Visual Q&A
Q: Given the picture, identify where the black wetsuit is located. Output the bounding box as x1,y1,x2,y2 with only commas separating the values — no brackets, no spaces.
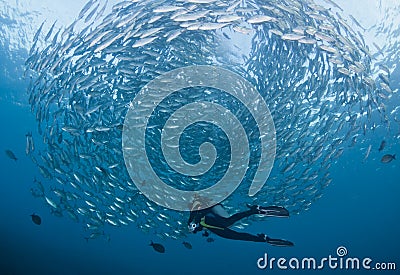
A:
188,205,266,242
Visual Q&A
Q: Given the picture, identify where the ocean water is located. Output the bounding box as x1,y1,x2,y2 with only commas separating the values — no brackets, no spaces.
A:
1,0,399,274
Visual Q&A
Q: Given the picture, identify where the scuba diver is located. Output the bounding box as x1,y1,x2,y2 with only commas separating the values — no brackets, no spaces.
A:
188,202,294,246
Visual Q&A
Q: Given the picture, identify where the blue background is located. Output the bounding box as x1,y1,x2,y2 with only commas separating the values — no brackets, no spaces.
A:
1,76,399,275
0,0,399,274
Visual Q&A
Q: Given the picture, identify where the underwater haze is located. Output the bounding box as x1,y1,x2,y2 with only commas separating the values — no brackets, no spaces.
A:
0,0,399,274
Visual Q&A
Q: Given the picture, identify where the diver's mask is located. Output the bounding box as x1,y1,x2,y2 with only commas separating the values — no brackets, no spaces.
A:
188,222,199,233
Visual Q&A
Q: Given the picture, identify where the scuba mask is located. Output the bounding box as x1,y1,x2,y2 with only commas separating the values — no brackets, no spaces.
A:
188,221,199,232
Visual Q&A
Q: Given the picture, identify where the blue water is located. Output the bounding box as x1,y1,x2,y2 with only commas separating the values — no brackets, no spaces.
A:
1,1,400,274
1,82,399,275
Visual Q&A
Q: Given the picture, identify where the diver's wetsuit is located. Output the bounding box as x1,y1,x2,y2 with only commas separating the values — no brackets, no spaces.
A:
188,205,265,242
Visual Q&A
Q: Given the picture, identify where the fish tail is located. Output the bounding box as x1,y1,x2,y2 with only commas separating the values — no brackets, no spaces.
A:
149,241,153,246
393,154,396,159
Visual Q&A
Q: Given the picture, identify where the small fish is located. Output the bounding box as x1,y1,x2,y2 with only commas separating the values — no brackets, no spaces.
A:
33,21,45,42
132,36,157,48
281,33,305,41
206,237,214,243
153,5,183,13
45,196,58,209
202,230,209,237
349,14,366,31
84,231,105,242
78,0,96,19
381,154,395,163
5,149,17,161
182,241,192,249
378,73,390,86
150,241,165,253
378,140,386,152
379,64,390,76
363,145,372,162
30,213,41,225
25,134,31,155
247,14,277,24
45,21,57,41
25,132,35,155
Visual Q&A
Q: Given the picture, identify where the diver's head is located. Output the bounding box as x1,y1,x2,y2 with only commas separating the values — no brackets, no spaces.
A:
188,222,200,233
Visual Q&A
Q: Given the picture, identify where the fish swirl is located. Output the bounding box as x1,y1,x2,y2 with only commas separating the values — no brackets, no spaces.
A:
122,65,276,211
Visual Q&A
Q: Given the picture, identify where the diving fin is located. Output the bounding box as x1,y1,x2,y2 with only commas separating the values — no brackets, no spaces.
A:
257,206,289,217
266,237,294,247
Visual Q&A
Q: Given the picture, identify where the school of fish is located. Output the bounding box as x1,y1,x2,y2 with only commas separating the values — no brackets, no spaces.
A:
24,0,395,240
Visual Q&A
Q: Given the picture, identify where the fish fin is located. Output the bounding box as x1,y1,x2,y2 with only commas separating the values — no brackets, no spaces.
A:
266,237,294,247
256,206,290,217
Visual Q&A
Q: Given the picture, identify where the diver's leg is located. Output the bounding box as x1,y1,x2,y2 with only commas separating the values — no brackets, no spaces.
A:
208,205,289,228
222,209,258,227
206,209,257,228
209,227,265,242
210,228,294,246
